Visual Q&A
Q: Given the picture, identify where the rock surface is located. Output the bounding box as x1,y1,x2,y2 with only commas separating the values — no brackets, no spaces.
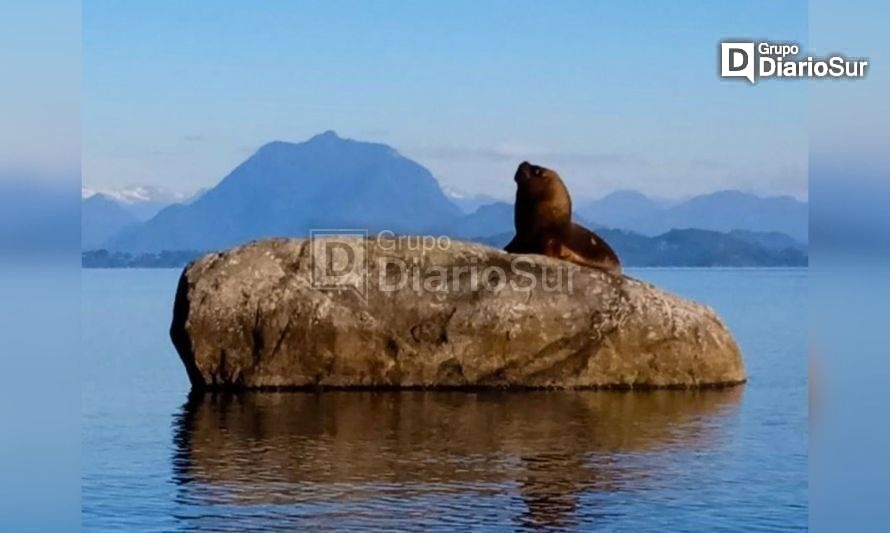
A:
170,237,745,389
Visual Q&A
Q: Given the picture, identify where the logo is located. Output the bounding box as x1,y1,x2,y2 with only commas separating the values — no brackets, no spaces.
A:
308,229,578,304
720,41,869,84
721,42,756,83
309,229,368,300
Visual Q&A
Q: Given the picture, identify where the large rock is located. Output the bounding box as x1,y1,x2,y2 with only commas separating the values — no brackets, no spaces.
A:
170,237,745,389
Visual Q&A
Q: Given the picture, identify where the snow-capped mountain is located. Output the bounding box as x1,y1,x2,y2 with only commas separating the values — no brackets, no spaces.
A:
81,185,197,220
442,186,502,214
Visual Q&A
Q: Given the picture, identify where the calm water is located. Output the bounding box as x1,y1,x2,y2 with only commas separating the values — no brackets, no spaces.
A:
82,268,807,531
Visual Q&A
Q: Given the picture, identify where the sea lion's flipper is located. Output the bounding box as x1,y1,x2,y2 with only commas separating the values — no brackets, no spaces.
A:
560,223,622,275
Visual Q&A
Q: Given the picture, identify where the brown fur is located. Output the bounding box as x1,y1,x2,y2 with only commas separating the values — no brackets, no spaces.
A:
505,161,621,275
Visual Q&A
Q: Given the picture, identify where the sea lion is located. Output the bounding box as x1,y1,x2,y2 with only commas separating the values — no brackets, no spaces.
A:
504,161,622,275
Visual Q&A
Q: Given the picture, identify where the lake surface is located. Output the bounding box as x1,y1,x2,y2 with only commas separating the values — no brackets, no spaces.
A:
82,268,807,531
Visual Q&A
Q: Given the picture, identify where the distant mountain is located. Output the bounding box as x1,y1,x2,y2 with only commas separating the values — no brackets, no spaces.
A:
650,191,808,243
81,194,138,250
82,185,193,221
576,190,666,231
92,131,808,259
728,229,806,253
446,201,513,239
444,188,502,214
601,228,806,267
443,201,599,241
471,227,806,267
579,190,808,243
108,131,461,252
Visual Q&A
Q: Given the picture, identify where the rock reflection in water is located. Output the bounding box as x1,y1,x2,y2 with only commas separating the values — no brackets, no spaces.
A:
172,389,742,530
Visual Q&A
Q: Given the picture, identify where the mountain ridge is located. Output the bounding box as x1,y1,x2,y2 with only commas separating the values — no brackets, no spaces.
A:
81,193,139,250
84,131,807,266
107,131,460,252
578,189,808,243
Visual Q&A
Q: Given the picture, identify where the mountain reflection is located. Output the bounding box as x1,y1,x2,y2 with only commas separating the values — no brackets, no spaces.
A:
172,389,742,530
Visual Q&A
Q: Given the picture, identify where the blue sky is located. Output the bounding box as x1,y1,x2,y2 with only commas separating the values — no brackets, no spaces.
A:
83,0,808,201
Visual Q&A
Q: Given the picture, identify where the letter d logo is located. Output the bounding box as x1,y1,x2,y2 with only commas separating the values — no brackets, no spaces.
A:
721,42,755,84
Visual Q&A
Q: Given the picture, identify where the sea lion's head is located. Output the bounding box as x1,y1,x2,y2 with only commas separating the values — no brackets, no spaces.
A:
514,161,569,202
512,161,572,236
515,161,558,184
